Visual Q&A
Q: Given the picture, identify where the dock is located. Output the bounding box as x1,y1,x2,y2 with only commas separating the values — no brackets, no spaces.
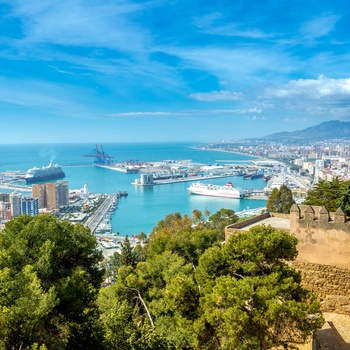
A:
0,183,32,192
85,193,117,234
131,173,240,186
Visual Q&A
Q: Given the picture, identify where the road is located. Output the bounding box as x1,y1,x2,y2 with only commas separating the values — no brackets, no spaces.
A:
85,194,117,233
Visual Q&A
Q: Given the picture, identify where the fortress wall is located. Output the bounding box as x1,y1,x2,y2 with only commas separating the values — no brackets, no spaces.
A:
290,204,350,269
225,212,269,238
269,212,290,219
291,261,350,316
224,205,350,315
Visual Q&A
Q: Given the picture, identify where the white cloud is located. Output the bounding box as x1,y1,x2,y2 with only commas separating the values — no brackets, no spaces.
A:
189,90,244,101
261,75,350,118
3,0,150,53
48,65,75,75
167,46,297,85
107,108,261,118
193,12,271,39
301,14,339,42
0,76,96,117
108,111,192,118
252,115,266,121
264,75,350,100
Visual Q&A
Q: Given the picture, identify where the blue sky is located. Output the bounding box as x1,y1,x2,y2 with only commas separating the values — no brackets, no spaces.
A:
1,0,350,144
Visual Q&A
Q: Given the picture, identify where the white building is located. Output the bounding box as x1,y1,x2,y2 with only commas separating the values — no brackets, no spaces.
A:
10,191,22,218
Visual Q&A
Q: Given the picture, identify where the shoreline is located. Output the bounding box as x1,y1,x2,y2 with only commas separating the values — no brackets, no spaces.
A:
190,146,263,160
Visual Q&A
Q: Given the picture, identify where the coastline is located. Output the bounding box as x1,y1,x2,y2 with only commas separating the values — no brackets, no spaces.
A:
0,143,269,236
190,146,263,160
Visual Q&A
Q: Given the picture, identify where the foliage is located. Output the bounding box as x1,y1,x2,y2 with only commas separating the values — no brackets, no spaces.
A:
138,232,147,242
1,210,323,349
267,185,295,213
151,212,192,236
116,236,139,268
0,214,104,349
208,208,239,240
196,225,323,349
99,211,323,349
304,178,350,215
303,178,342,212
336,180,350,215
99,212,221,349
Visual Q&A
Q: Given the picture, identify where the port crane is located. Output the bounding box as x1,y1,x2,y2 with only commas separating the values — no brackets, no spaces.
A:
84,144,115,165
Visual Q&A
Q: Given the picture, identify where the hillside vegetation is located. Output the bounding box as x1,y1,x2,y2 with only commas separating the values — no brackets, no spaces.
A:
0,211,323,349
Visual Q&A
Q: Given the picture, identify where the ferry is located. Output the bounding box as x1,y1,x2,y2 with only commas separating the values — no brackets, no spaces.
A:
187,181,247,199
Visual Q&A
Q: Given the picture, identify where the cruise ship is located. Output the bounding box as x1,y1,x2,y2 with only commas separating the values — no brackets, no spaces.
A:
187,181,247,199
25,162,65,183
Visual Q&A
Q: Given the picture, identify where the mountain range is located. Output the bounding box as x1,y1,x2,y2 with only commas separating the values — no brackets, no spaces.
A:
263,120,350,142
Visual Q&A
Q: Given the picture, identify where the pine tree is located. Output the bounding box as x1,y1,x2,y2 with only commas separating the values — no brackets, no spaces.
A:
118,235,138,268
267,185,295,213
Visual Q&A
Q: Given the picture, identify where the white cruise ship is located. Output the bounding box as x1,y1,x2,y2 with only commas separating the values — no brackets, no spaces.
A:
25,162,65,183
187,182,247,199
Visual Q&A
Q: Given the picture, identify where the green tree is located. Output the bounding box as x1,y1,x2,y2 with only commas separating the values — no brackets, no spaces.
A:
267,185,295,213
303,178,342,212
138,231,147,242
151,212,192,236
99,212,221,349
337,180,350,215
0,214,104,349
99,213,323,349
118,235,139,268
196,225,323,349
208,208,239,240
0,265,58,349
266,187,282,212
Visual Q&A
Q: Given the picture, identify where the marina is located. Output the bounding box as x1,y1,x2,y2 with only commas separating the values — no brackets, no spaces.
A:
85,193,118,234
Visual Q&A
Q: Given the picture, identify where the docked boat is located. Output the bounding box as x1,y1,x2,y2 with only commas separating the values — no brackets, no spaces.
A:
25,162,65,183
243,169,264,180
187,181,247,199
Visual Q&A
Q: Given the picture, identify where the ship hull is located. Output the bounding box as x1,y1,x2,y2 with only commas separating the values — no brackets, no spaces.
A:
25,172,65,183
187,182,246,199
188,190,242,199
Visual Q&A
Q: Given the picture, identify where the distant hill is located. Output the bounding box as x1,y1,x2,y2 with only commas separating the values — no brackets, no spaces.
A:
263,120,350,141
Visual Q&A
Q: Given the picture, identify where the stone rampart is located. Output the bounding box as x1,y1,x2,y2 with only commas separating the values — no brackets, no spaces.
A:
225,212,269,238
270,212,290,219
290,204,350,269
291,261,350,316
224,205,350,316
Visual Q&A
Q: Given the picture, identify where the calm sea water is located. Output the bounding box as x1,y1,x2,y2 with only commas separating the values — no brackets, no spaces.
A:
0,143,266,236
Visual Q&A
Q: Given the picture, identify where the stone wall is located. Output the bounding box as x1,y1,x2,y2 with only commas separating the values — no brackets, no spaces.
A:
224,205,350,316
225,212,269,238
270,212,290,219
291,261,350,316
290,204,350,269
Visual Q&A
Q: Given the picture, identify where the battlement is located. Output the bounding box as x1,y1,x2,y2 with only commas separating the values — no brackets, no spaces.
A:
290,204,349,227
290,204,350,269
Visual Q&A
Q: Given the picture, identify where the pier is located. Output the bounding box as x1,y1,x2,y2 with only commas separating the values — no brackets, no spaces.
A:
0,183,32,192
0,170,30,192
131,172,240,186
85,193,117,234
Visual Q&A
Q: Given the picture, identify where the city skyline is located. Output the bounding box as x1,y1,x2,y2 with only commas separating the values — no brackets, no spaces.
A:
1,1,350,144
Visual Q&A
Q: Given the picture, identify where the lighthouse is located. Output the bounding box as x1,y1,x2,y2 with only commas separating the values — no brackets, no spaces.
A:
83,183,89,198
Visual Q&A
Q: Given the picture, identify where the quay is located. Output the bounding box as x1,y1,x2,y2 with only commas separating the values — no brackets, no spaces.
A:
131,173,240,186
85,193,117,234
0,183,32,192
0,170,31,192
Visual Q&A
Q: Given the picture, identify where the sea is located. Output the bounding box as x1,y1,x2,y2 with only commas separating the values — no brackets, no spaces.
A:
0,142,267,236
